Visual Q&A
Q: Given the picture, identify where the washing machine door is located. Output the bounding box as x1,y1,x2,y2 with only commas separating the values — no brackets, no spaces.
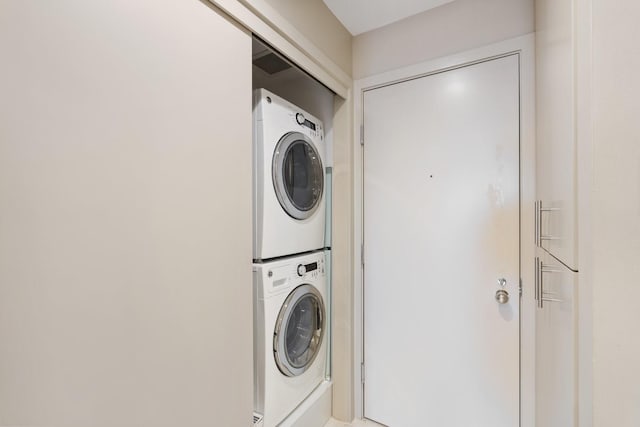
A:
273,284,325,377
272,132,324,220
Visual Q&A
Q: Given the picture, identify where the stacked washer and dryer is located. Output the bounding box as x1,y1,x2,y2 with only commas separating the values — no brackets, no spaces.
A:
252,89,329,427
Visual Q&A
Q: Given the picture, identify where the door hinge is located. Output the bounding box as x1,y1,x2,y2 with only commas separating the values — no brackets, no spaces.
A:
519,279,523,297
361,243,365,267
360,124,364,145
361,362,365,384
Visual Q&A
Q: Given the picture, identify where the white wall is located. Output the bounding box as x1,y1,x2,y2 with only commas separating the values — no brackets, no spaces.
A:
0,1,253,426
590,1,640,425
352,0,534,79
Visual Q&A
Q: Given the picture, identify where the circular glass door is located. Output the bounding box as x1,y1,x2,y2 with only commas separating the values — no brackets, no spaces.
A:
272,132,324,220
273,284,325,377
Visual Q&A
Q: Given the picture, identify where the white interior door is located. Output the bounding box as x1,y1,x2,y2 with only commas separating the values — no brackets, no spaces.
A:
363,55,520,426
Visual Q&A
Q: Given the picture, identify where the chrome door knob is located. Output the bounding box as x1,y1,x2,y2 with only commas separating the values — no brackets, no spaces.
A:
495,289,509,304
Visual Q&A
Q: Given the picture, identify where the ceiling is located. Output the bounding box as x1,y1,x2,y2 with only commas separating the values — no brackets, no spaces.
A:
323,0,456,35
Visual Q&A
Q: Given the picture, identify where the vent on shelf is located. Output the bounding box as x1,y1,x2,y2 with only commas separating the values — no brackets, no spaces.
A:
252,52,291,75
253,412,264,426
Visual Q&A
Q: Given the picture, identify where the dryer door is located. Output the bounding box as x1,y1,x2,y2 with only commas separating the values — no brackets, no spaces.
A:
273,284,325,377
272,132,324,220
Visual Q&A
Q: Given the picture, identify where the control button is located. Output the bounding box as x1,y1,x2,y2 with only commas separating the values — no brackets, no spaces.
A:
296,113,305,125
297,264,306,276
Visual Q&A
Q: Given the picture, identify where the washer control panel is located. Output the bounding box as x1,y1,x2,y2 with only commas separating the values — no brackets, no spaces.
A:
264,253,325,295
294,257,324,279
296,261,322,277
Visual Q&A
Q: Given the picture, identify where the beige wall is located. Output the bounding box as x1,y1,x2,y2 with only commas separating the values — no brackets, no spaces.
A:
247,0,352,76
0,1,253,426
329,92,355,422
591,1,640,425
352,0,534,79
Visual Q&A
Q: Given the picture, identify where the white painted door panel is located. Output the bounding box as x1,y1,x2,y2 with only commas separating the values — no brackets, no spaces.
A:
535,249,577,427
0,2,252,425
536,0,578,270
363,55,520,426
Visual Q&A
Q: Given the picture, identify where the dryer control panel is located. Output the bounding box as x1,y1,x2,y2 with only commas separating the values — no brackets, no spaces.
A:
293,112,323,139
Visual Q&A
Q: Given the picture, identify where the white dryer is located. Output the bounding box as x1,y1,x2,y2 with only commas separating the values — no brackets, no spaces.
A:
253,251,328,427
253,89,326,260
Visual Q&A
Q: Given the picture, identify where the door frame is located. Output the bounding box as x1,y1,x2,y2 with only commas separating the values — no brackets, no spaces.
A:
352,33,536,427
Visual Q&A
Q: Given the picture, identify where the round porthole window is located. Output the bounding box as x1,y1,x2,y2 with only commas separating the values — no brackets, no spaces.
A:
273,284,325,377
272,132,324,220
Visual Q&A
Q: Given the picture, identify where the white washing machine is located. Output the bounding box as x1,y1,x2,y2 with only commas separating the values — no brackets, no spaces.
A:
253,251,328,427
253,89,326,260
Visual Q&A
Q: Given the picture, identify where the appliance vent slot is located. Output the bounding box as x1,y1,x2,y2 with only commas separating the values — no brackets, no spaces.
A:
253,413,264,426
253,52,291,75
273,278,287,288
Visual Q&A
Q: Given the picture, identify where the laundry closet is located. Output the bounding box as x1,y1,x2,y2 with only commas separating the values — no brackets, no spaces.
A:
251,37,336,427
